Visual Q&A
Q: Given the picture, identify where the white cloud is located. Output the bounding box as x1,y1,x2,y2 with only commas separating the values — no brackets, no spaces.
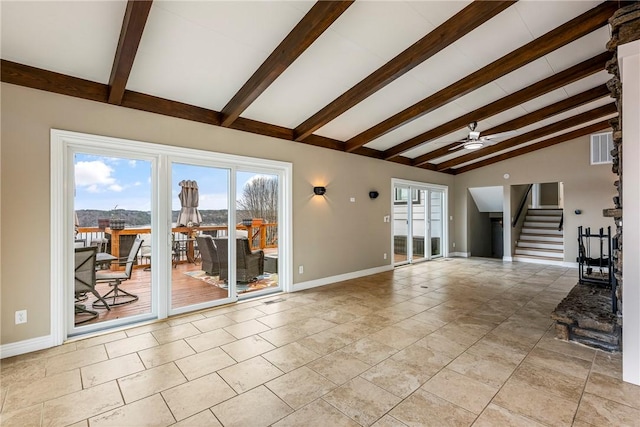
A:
75,160,127,193
75,160,115,187
128,160,137,168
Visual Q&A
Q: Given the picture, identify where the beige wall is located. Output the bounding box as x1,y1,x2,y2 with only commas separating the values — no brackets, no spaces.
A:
0,82,617,348
0,83,454,345
454,135,616,261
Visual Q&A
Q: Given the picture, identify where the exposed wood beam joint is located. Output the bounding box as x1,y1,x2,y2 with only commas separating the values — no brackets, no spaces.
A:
108,0,153,105
220,1,354,127
435,103,617,170
293,1,516,143
121,91,221,125
346,1,619,153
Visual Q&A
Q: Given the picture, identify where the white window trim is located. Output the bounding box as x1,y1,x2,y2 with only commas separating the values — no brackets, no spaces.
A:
51,129,292,343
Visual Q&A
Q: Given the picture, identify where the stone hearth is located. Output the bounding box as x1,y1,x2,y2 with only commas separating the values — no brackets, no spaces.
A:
552,2,639,355
552,283,621,352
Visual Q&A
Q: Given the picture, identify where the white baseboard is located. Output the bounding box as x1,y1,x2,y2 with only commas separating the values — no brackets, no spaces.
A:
293,265,393,292
0,334,56,359
512,256,578,268
503,256,513,262
449,252,470,258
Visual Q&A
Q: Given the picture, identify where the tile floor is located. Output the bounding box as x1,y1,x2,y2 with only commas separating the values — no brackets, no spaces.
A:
2,258,639,426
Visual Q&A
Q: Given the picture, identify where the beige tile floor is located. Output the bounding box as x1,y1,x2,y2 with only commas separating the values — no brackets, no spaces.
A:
2,258,640,427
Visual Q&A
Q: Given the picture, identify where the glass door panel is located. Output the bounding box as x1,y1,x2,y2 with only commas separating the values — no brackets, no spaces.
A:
430,191,444,258
393,186,410,266
170,163,235,312
235,171,281,298
71,153,154,335
411,189,427,263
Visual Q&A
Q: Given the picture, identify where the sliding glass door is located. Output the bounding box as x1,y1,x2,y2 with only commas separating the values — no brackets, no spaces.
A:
393,180,447,267
54,130,292,342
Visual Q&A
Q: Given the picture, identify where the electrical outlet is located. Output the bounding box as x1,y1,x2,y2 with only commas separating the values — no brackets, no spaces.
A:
384,253,387,260
453,242,456,248
350,197,356,202
15,310,27,324
298,265,304,274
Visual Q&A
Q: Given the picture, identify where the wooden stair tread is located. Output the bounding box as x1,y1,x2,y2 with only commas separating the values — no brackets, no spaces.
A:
516,247,564,253
514,254,566,261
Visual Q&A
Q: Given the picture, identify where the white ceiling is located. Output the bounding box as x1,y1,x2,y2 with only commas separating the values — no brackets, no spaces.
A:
0,1,615,173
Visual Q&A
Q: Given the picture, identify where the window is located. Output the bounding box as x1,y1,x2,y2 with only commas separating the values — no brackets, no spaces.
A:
591,132,614,165
394,187,421,205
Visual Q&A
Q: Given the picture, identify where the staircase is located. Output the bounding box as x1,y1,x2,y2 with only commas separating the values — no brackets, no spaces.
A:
515,209,564,262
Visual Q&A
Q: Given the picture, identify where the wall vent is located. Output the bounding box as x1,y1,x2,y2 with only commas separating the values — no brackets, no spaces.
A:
591,132,613,165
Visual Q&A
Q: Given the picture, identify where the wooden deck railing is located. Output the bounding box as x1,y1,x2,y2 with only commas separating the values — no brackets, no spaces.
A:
76,222,277,270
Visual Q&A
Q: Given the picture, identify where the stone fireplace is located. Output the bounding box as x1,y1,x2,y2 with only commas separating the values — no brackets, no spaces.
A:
552,3,640,352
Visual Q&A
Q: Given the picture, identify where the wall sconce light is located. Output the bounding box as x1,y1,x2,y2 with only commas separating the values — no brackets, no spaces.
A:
313,186,327,196
369,191,379,199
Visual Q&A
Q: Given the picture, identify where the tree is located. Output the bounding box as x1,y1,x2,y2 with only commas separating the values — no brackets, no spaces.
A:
237,176,278,223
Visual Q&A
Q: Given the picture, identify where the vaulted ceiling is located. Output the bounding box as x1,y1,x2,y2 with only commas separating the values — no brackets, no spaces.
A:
1,1,625,174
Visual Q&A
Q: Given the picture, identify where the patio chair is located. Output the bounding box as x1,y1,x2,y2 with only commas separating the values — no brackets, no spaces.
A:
94,237,143,307
90,238,110,269
214,237,264,282
75,247,110,324
139,233,152,271
196,235,220,276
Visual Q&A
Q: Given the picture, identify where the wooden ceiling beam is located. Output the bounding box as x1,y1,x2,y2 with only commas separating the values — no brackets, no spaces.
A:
1,59,109,102
472,85,611,138
450,120,611,174
435,103,617,171
292,1,516,142
122,91,220,125
413,82,611,165
220,1,354,127
389,52,610,162
345,1,619,153
2,59,389,163
108,0,153,105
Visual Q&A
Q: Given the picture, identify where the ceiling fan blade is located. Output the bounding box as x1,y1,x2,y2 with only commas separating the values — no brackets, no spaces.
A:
481,130,518,140
433,137,466,146
448,142,468,150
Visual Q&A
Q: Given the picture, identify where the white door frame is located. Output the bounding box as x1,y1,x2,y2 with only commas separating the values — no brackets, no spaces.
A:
391,178,448,267
51,129,292,343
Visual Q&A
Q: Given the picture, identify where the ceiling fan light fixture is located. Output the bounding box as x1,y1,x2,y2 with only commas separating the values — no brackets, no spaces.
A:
463,141,483,150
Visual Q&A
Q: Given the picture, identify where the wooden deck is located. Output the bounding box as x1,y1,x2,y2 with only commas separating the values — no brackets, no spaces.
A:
75,261,275,326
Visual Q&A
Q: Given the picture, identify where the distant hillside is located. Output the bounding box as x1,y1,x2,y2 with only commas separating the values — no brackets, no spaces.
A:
76,209,251,227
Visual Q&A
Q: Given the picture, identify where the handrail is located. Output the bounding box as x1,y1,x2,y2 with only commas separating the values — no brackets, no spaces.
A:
512,184,533,228
558,211,564,231
77,223,278,269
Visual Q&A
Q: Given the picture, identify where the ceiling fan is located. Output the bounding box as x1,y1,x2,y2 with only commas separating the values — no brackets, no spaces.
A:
448,121,517,150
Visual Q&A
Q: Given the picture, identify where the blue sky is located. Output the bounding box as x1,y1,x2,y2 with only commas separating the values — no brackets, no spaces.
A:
74,154,266,211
